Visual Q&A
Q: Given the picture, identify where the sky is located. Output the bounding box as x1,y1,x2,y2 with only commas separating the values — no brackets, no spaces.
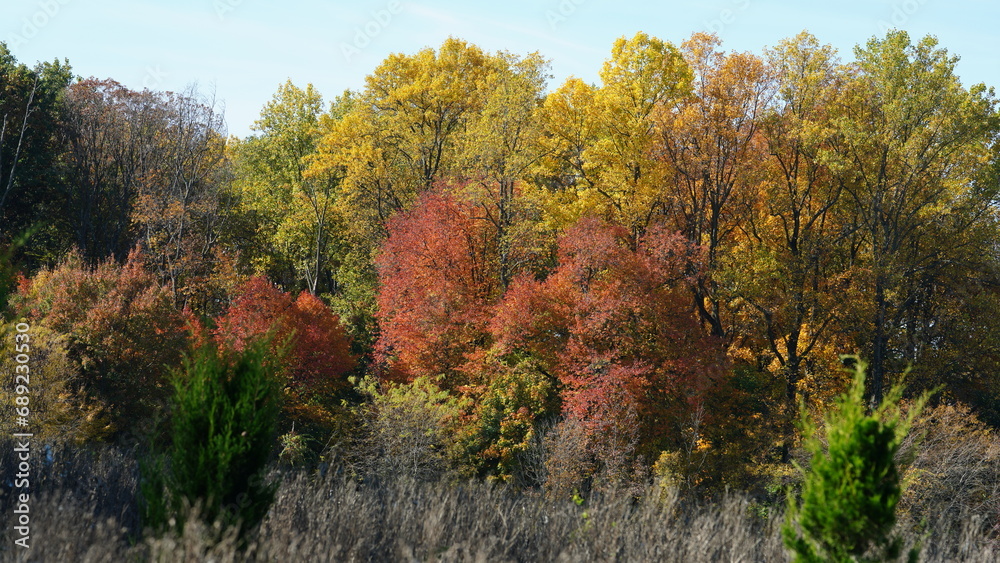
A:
4,0,997,138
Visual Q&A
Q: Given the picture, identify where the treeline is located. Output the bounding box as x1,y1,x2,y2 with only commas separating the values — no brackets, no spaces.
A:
1,29,999,494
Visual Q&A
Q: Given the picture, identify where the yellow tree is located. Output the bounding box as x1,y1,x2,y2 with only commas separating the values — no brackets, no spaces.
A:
533,32,692,240
311,37,497,245
654,33,773,336
532,77,602,230
456,50,551,287
728,32,854,459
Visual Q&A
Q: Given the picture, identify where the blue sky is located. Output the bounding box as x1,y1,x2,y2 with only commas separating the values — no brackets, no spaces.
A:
4,0,997,138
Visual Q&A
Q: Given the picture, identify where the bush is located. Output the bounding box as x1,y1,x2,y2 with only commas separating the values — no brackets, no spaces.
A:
783,356,931,562
351,375,469,481
897,402,1000,528
9,249,188,440
140,339,282,540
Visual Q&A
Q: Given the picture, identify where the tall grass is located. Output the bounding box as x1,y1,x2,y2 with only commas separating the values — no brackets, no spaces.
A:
0,438,996,561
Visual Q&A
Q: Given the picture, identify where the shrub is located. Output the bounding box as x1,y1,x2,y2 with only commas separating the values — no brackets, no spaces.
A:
213,276,355,442
783,356,931,562
897,402,1000,528
460,354,560,482
9,249,188,439
140,339,282,540
351,375,469,481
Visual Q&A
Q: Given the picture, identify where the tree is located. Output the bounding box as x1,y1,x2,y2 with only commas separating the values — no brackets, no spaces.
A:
228,80,340,296
62,79,160,262
10,248,188,439
213,276,356,432
141,339,281,541
456,50,550,288
132,85,229,311
653,32,773,337
492,217,725,467
310,37,499,248
836,31,998,405
307,42,550,352
534,33,692,239
374,190,501,385
783,356,930,562
0,45,72,265
730,32,854,460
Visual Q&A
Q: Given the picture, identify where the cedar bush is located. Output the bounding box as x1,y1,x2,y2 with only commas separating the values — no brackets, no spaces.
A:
140,338,282,540
783,356,931,562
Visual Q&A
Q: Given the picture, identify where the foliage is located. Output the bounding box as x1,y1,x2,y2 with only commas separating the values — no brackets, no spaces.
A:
351,375,470,481
375,189,501,385
0,323,111,443
460,354,560,482
493,217,725,465
0,45,73,266
140,339,281,540
897,403,1000,527
783,356,931,562
213,275,355,443
227,80,343,296
10,248,188,439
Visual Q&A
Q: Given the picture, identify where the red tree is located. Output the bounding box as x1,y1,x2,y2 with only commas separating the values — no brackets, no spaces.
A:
492,218,725,457
214,276,355,396
11,248,188,438
375,191,501,385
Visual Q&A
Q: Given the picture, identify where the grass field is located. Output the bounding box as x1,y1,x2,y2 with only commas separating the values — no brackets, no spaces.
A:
1,438,996,562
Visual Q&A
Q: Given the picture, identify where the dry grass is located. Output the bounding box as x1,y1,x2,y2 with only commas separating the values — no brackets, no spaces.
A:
0,437,996,562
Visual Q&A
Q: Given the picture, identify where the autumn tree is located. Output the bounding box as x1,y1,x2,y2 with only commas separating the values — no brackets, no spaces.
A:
131,86,230,311
534,33,692,239
62,79,161,262
228,80,342,296
213,275,356,433
306,41,551,351
10,249,188,439
653,32,773,337
729,32,854,459
456,51,550,288
492,217,724,473
374,190,501,385
836,31,999,405
310,38,500,252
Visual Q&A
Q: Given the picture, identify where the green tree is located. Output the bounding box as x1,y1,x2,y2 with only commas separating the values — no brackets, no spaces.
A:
228,80,341,295
783,356,931,562
141,338,282,540
836,31,998,405
0,44,72,266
